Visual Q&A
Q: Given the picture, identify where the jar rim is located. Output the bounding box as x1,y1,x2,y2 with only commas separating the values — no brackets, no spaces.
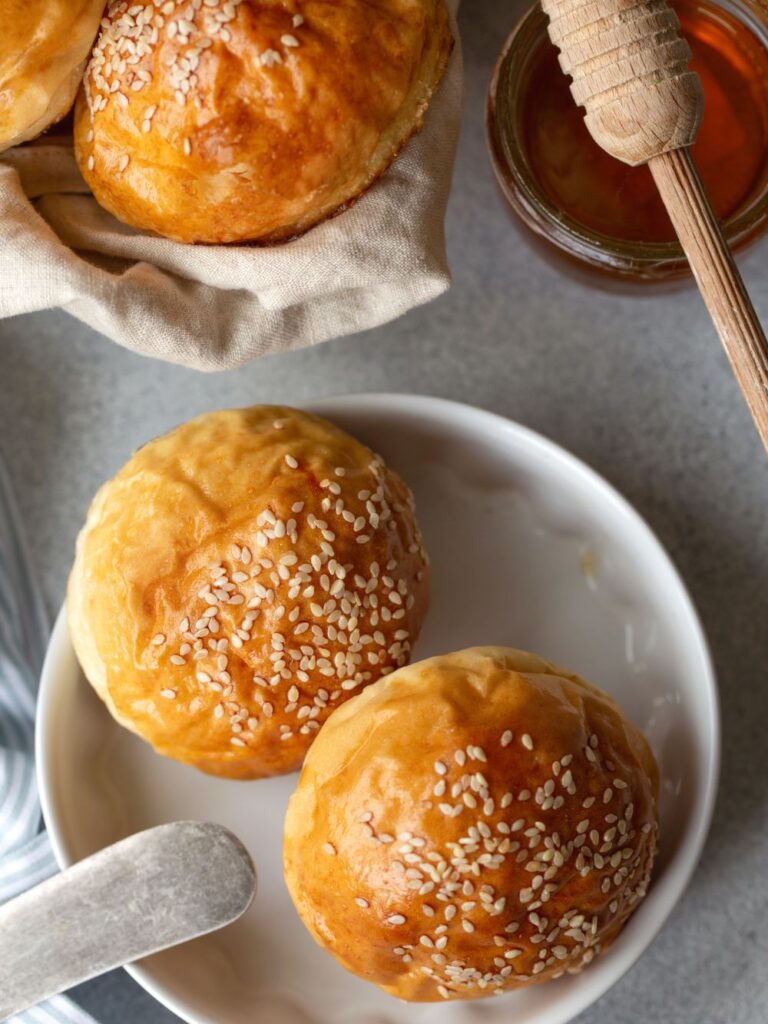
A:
486,0,768,279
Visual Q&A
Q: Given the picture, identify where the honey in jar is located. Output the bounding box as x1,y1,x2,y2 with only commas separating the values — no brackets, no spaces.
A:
488,0,768,277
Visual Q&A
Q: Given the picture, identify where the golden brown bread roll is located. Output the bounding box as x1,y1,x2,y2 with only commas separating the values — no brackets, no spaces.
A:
284,647,659,1001
67,405,429,779
72,0,453,243
0,0,104,152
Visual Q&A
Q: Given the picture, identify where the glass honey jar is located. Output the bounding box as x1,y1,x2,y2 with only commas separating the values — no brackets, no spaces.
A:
487,0,768,280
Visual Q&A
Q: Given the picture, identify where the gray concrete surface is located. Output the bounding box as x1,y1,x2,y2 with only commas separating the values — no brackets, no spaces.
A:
1,1,767,1021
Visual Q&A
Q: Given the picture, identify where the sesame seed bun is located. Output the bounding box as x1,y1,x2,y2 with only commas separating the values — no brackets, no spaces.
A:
67,405,429,780
0,0,104,153
72,0,453,244
284,647,659,1001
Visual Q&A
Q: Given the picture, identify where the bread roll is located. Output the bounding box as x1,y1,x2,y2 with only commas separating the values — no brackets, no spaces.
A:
73,0,453,243
0,0,104,152
67,406,429,779
284,647,659,1001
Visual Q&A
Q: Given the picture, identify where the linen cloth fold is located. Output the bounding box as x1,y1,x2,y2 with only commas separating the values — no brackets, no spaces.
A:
0,458,99,1024
0,6,462,372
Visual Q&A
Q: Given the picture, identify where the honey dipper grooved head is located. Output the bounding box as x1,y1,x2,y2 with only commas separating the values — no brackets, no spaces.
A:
540,0,703,165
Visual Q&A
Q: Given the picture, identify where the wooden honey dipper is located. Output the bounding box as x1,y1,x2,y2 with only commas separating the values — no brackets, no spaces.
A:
540,0,768,452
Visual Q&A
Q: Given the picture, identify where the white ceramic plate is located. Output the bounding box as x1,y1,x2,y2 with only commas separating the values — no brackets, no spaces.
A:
37,394,719,1024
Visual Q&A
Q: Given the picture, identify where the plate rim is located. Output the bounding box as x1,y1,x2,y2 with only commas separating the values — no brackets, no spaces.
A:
36,392,721,1024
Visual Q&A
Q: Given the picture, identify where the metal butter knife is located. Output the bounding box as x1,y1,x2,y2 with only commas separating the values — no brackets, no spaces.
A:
0,821,256,1020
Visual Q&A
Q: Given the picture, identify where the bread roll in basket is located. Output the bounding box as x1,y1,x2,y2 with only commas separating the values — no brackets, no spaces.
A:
73,0,453,243
0,1,104,152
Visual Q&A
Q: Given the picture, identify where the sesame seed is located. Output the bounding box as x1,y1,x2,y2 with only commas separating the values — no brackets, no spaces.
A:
285,454,298,469
521,734,534,750
160,688,176,699
501,730,513,747
355,897,369,908
386,914,406,925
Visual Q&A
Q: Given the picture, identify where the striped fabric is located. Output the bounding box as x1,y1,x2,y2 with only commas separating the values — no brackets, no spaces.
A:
0,457,99,1024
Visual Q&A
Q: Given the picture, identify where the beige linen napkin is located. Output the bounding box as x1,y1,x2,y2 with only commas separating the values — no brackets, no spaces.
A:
0,8,462,371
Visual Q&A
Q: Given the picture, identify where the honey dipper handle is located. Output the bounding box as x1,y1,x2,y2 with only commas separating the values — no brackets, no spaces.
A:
650,148,768,452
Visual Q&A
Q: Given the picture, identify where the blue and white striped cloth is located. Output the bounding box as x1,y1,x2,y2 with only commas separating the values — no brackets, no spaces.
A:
0,457,99,1024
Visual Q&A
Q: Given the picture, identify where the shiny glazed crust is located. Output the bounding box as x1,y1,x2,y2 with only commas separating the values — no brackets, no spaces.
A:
0,0,104,152
67,406,429,779
72,0,453,243
284,647,659,1001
